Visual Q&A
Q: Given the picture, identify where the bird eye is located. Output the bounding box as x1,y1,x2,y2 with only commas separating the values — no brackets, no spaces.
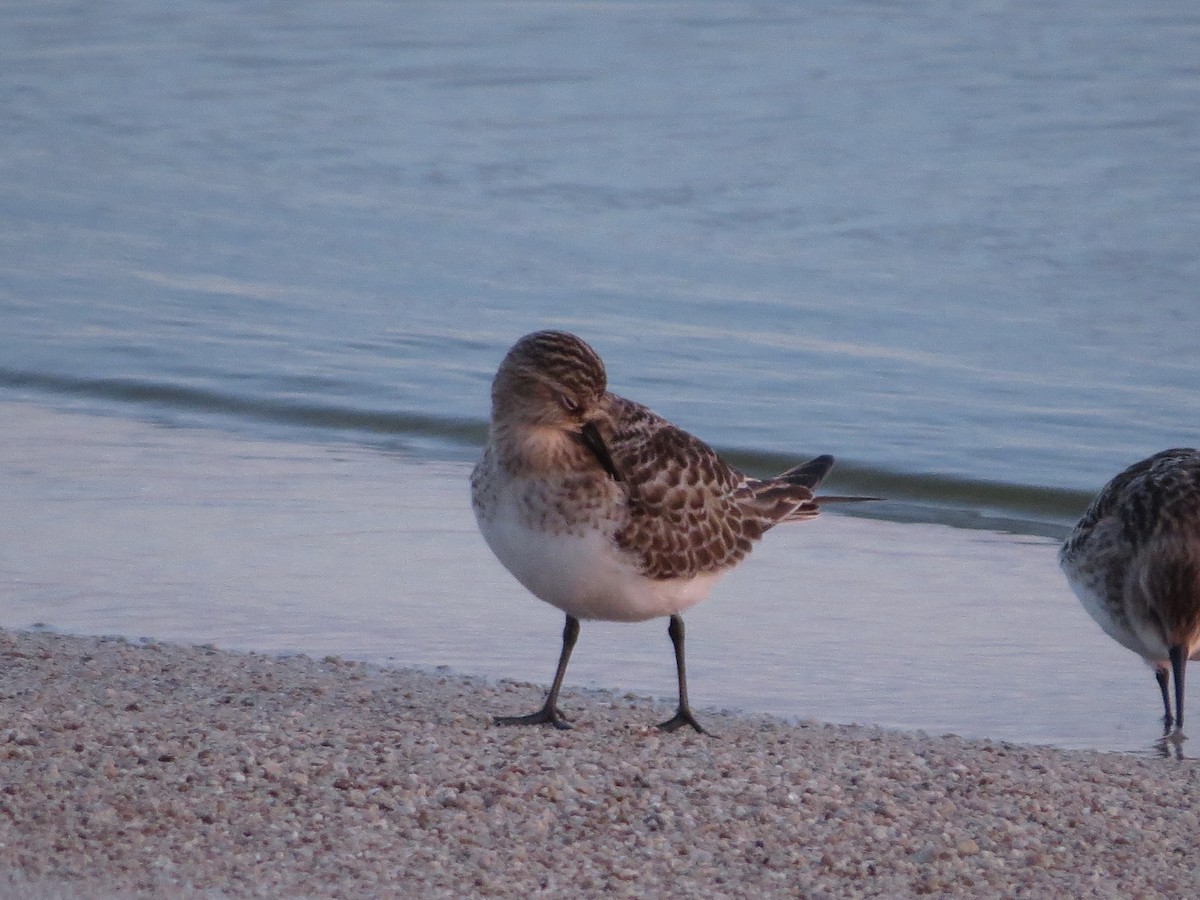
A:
559,393,581,415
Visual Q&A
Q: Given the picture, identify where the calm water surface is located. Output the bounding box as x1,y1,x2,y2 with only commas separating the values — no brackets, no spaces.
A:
2,1,1199,750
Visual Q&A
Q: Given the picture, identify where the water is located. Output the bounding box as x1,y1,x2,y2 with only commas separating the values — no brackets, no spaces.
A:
3,0,1199,751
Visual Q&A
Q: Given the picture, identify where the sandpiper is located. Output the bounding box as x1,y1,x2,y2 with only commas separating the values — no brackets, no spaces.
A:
471,330,858,733
1060,448,1200,735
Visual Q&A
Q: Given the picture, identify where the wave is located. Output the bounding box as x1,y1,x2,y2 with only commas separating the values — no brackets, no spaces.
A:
0,366,486,444
720,449,1085,539
1,367,1086,537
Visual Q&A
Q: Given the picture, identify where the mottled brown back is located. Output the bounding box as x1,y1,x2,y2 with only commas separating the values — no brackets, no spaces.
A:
604,397,822,580
1065,449,1200,560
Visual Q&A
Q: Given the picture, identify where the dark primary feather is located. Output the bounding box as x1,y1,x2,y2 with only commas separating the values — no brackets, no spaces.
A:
778,454,836,488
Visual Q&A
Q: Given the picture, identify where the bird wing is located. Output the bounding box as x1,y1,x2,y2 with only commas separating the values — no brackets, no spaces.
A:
602,397,762,580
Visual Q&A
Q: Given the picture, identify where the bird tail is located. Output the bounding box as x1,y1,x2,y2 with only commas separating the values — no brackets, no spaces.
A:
776,454,835,488
766,454,882,521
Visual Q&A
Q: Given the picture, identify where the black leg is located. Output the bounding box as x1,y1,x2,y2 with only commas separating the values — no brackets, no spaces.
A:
656,614,706,734
1170,645,1187,733
495,615,580,730
1156,664,1174,733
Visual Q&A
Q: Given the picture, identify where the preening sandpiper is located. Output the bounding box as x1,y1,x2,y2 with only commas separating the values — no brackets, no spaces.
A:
1060,448,1200,736
471,330,859,733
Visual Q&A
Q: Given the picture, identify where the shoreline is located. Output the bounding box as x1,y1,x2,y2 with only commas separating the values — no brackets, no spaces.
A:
1,628,1196,898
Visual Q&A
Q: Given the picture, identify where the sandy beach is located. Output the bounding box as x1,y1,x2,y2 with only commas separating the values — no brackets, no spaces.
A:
0,628,1197,898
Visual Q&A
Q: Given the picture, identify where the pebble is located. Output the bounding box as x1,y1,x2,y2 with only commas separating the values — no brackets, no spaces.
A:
0,628,1197,898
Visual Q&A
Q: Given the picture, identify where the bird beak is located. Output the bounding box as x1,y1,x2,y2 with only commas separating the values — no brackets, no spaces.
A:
579,421,622,482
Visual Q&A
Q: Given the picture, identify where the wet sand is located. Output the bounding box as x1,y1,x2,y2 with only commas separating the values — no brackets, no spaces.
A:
1,628,1196,898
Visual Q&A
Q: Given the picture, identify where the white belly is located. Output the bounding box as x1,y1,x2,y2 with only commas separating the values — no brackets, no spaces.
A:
476,498,721,623
1062,574,1155,660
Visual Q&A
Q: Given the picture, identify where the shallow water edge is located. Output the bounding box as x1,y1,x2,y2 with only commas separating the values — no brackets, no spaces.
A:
1,399,1171,752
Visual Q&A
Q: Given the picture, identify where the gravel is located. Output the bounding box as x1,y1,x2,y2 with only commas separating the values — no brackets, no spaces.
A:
0,628,1197,898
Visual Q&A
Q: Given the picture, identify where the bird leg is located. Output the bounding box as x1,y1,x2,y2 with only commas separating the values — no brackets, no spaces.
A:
1170,645,1187,734
495,615,580,730
656,614,706,734
1156,664,1174,734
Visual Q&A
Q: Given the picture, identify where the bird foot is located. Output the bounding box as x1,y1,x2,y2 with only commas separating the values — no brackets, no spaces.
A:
1156,728,1187,759
494,704,572,730
656,706,707,734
